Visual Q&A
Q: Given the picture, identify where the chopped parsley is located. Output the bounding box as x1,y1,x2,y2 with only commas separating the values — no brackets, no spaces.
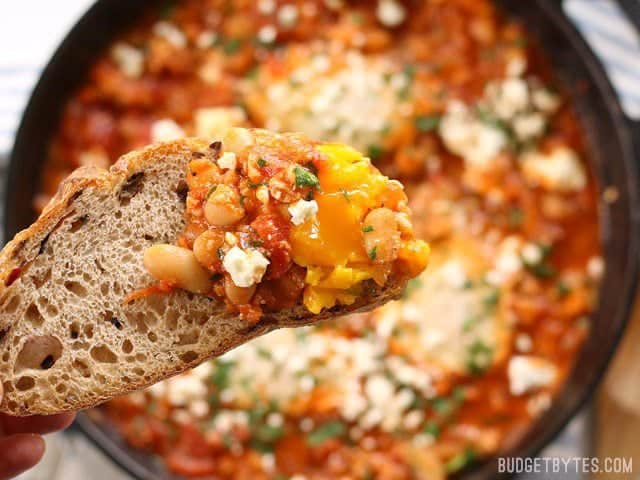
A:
368,246,378,260
445,447,477,473
523,243,556,279
206,185,218,198
257,157,268,167
362,225,374,233
483,289,500,309
294,165,320,189
245,66,260,80
249,240,264,248
508,207,524,228
247,180,266,189
415,114,442,132
210,360,234,391
307,421,346,446
423,421,440,438
367,144,384,161
222,38,242,55
462,315,479,332
431,387,465,418
466,340,493,375
556,280,571,298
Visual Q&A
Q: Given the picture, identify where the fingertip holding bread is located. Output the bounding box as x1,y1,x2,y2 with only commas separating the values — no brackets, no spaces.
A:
0,131,427,416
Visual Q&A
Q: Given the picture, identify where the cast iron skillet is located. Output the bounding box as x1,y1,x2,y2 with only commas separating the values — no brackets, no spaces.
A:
5,0,640,478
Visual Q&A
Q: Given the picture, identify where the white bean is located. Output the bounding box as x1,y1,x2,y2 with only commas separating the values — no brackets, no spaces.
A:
224,275,256,305
204,185,245,226
143,244,212,294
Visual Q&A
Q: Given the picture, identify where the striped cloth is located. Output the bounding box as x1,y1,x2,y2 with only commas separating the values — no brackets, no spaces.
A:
0,0,639,155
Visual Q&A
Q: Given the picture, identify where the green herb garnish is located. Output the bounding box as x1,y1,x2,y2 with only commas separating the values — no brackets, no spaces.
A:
446,447,477,473
362,225,374,233
223,38,242,55
294,165,320,189
257,157,268,167
368,246,377,260
508,207,524,228
211,360,234,391
415,114,442,132
556,281,571,298
206,185,218,198
307,421,346,446
423,421,440,438
367,144,384,161
466,341,493,375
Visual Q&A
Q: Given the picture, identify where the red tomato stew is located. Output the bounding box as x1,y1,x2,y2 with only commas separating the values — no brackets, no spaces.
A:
40,0,602,478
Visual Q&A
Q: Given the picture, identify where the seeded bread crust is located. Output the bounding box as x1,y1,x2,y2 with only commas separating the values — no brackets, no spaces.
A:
0,138,403,416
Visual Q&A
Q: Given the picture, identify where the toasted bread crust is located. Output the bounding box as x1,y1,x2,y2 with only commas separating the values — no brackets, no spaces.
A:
0,138,403,416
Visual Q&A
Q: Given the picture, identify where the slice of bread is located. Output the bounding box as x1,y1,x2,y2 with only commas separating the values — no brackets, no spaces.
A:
0,138,403,416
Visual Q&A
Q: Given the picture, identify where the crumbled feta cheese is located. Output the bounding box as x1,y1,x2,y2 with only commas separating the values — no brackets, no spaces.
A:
262,454,276,472
532,88,561,113
222,247,270,287
527,392,552,415
513,112,546,141
439,101,507,169
520,146,587,192
403,410,425,430
487,236,523,285
266,412,284,428
189,399,210,417
153,21,187,48
299,417,314,432
365,374,395,405
376,0,406,27
257,24,277,44
311,55,331,73
340,391,368,421
258,0,277,14
487,77,529,120
194,107,247,138
111,43,144,78
167,375,207,405
515,333,533,353
196,31,217,49
587,256,605,280
218,151,237,170
508,355,557,395
278,4,299,27
299,374,315,391
441,260,468,289
521,243,543,265
506,57,527,77
288,199,318,225
192,362,214,379
151,119,185,142
148,381,167,397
